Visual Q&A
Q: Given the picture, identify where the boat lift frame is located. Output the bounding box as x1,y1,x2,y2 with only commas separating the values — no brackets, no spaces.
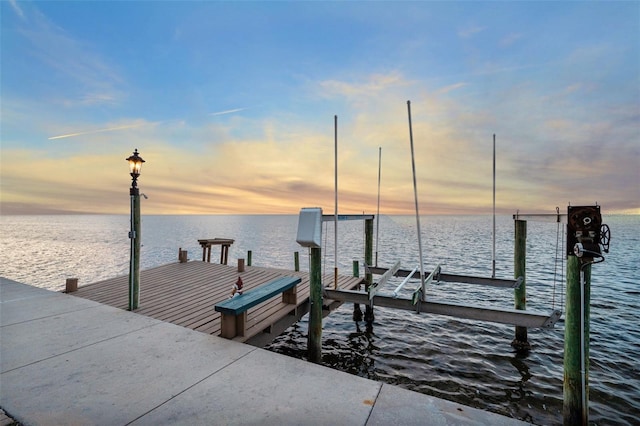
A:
317,212,561,329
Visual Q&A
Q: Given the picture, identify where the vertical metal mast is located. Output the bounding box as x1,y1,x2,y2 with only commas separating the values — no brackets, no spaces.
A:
334,115,338,289
492,133,496,279
375,146,382,267
407,101,426,299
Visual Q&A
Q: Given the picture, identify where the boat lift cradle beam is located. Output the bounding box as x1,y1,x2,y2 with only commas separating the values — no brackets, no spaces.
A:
367,266,523,289
324,289,561,329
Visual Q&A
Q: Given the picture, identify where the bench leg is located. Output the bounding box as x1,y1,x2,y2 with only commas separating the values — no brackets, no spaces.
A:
282,286,298,305
220,312,247,338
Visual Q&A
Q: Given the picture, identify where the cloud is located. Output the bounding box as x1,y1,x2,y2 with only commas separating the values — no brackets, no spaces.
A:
9,0,25,20
11,3,125,107
500,33,523,47
458,25,487,39
436,82,468,95
318,72,410,100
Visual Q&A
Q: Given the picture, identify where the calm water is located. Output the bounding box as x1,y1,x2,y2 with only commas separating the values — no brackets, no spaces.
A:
1,214,638,425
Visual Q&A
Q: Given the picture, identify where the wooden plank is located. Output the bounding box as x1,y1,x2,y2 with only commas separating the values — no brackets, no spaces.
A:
73,261,363,345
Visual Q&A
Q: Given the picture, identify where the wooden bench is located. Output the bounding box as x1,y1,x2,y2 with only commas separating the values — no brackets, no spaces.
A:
214,276,301,339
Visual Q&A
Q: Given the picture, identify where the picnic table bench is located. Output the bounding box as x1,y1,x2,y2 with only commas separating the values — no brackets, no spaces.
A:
215,276,301,338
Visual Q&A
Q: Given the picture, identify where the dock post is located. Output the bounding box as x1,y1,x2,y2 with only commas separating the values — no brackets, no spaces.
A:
294,251,300,271
178,248,188,263
65,278,78,293
352,260,363,322
247,250,252,266
364,218,375,325
564,256,591,425
512,219,529,350
308,246,323,363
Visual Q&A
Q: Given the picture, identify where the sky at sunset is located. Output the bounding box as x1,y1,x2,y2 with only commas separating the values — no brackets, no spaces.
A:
1,1,638,215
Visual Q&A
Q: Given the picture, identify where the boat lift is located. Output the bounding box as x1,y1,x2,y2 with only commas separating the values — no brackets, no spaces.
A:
311,212,562,330
325,263,560,329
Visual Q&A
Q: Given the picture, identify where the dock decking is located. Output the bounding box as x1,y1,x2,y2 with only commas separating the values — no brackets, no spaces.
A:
73,261,363,345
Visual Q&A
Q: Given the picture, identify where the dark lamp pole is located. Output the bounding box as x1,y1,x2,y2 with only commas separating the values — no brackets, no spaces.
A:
126,149,145,310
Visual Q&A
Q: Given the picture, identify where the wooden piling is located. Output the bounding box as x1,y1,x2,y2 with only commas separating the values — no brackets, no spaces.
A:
237,258,245,272
294,251,300,271
247,250,252,266
129,193,141,310
178,248,188,263
308,247,323,363
352,260,363,322
364,218,375,324
65,278,78,293
564,256,590,425
512,219,529,350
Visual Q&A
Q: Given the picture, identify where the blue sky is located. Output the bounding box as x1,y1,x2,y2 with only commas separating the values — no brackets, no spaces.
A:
1,1,638,215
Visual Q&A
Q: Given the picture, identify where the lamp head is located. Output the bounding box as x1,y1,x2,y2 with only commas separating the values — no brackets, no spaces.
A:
126,149,145,177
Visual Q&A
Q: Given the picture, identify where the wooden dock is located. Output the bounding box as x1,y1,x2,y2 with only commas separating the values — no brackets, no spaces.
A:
72,261,363,346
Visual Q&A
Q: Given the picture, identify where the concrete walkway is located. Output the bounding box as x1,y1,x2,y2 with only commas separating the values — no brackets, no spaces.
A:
0,277,529,425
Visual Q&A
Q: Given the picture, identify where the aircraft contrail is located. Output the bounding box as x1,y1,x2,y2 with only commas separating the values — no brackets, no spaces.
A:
48,123,148,140
209,107,246,116
49,107,246,140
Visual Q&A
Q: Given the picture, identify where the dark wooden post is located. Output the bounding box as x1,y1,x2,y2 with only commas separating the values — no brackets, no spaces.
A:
294,251,300,271
512,219,529,350
129,191,141,310
364,218,374,324
564,256,590,425
308,247,322,363
65,278,78,293
352,260,363,322
247,250,252,266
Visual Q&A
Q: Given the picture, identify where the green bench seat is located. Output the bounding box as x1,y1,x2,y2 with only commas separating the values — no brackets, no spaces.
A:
214,276,301,338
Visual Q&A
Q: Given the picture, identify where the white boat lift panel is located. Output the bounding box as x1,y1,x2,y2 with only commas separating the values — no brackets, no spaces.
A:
324,289,562,329
368,266,523,289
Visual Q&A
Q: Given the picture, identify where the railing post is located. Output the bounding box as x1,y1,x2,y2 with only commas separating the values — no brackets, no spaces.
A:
512,219,529,350
308,247,323,363
564,256,590,425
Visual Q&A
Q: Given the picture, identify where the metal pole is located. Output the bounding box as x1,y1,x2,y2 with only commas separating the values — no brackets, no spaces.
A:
334,115,339,289
308,246,323,363
294,251,300,272
492,134,496,279
375,146,382,267
512,219,529,350
407,101,426,300
564,256,590,425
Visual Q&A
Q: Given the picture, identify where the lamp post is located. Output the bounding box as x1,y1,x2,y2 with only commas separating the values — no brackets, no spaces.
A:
126,149,145,310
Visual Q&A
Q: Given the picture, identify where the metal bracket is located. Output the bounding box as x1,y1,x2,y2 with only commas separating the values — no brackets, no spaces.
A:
541,310,562,328
513,276,524,289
